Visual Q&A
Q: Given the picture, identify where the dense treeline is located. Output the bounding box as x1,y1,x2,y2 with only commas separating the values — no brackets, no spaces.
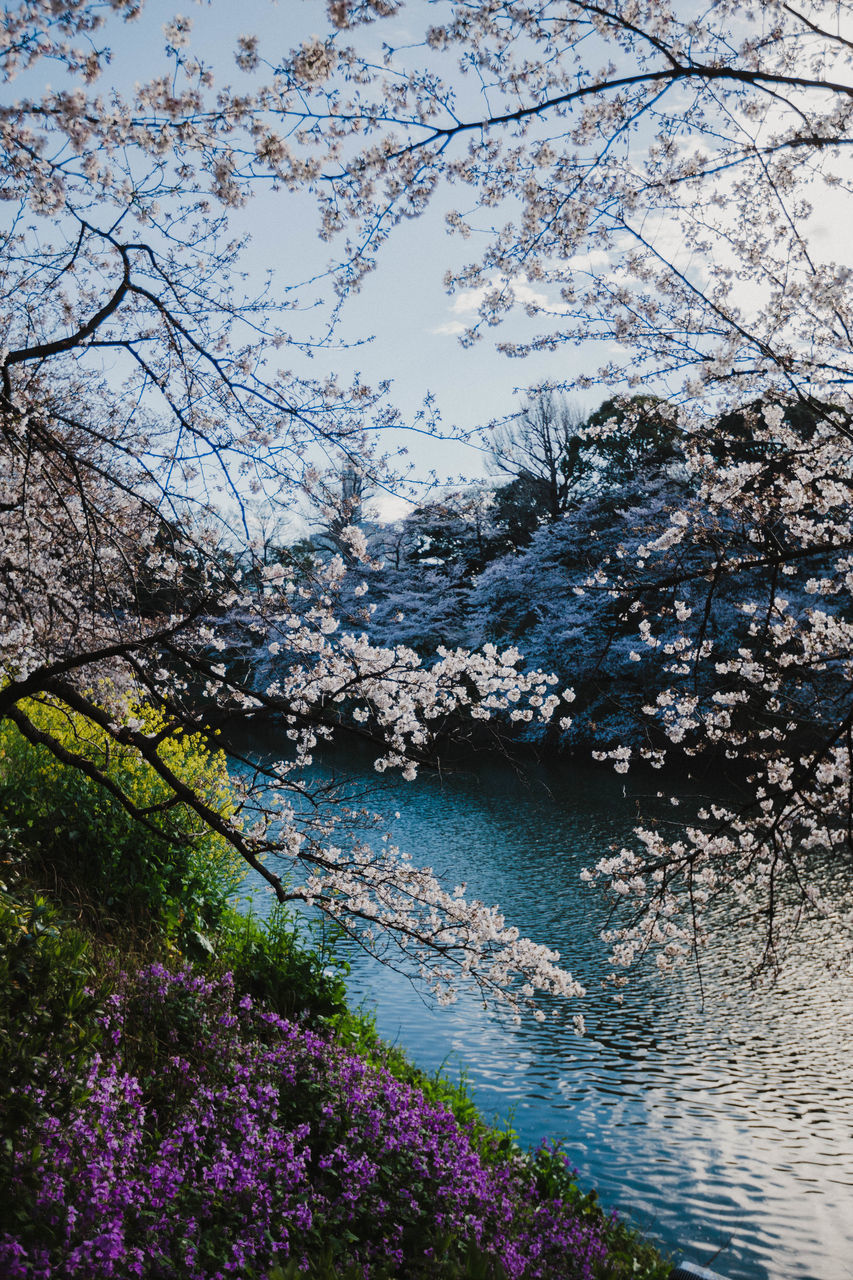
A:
255,392,837,761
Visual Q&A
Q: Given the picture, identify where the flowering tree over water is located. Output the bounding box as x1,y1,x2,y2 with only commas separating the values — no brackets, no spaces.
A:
3,0,853,1002
0,0,579,1016
279,0,853,982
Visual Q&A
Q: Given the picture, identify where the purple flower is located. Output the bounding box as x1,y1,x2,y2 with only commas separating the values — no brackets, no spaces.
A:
3,964,609,1278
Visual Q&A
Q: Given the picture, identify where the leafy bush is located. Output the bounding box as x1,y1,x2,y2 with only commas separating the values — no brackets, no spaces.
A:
0,843,108,1240
0,696,244,949
207,901,349,1024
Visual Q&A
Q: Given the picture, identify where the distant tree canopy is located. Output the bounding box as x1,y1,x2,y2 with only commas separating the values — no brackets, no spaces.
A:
401,490,499,574
580,396,682,481
355,392,838,757
488,393,681,550
489,393,586,524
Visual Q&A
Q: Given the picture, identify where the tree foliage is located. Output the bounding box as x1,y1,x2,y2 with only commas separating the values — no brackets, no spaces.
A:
489,393,587,525
489,392,682,548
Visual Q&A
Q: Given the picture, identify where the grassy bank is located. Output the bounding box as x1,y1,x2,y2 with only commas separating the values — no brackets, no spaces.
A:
0,696,669,1279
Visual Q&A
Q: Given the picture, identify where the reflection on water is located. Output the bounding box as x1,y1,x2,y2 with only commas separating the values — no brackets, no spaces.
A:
238,742,853,1280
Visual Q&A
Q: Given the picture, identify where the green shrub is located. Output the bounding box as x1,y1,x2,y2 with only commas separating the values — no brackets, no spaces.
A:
209,901,350,1023
0,691,355,1023
0,696,244,950
0,842,108,1237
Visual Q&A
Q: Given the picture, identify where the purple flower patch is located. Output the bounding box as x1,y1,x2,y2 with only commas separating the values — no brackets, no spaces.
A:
2,965,606,1278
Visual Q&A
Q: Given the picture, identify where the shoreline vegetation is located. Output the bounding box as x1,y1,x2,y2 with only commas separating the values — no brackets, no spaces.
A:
0,694,670,1279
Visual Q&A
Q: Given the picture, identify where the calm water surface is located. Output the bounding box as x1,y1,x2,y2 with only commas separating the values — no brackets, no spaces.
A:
239,743,853,1280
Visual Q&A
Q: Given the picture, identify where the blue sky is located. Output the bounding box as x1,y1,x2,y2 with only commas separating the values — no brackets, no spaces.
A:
20,0,851,512
125,0,602,492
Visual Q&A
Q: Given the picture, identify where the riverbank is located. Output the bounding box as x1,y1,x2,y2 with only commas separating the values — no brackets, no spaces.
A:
0,695,671,1279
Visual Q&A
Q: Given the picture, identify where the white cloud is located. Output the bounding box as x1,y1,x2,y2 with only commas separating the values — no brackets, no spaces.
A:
370,491,413,524
564,248,612,275
432,317,469,336
430,275,560,336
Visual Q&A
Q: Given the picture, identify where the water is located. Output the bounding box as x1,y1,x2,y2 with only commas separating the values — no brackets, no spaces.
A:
238,742,853,1280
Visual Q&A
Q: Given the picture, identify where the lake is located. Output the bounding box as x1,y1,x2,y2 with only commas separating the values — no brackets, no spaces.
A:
237,740,853,1280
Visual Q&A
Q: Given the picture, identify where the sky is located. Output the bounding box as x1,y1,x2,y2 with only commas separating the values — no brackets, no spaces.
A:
16,0,851,522
118,0,604,502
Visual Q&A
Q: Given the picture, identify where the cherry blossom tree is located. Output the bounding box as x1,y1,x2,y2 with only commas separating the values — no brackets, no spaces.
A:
272,0,853,983
0,0,581,1019
5,0,853,1004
